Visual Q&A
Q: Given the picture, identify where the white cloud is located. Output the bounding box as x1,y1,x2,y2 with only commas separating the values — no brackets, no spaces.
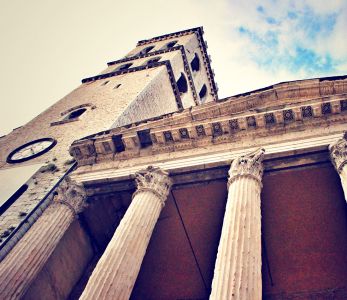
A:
213,0,347,95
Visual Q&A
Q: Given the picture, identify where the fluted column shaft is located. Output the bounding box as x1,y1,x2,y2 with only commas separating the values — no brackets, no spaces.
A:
210,148,265,300
330,134,347,200
80,166,172,300
0,178,86,300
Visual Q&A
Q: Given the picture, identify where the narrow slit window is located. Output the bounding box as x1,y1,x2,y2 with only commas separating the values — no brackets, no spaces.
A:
116,63,133,71
138,46,155,56
190,53,200,72
166,41,177,48
177,73,188,93
144,57,161,65
199,84,207,102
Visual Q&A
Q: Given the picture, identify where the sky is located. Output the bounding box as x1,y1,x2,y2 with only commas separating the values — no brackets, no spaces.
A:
0,0,346,136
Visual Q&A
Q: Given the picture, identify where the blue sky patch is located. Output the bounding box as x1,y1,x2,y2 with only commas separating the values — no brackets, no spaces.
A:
287,11,297,19
290,47,334,73
235,4,341,77
257,6,265,13
266,16,279,25
298,9,337,39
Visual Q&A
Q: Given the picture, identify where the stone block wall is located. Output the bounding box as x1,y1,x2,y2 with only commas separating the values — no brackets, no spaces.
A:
0,67,179,244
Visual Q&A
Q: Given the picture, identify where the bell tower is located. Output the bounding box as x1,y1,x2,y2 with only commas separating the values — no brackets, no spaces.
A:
87,26,218,127
0,27,217,255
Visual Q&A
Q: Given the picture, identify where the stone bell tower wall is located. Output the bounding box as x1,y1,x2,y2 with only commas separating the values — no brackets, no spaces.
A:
0,26,217,264
0,65,180,246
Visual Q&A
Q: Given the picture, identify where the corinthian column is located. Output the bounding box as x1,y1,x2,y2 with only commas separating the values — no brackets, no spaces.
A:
210,148,265,300
329,133,347,200
80,166,172,300
0,177,86,300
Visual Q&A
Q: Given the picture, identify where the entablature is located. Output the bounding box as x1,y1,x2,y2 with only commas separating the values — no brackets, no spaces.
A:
70,134,338,197
70,78,347,167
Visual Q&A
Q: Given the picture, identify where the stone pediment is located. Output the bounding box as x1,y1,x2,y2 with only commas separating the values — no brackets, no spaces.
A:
70,75,347,166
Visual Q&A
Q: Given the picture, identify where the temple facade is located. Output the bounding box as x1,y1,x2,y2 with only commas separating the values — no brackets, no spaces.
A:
0,27,347,299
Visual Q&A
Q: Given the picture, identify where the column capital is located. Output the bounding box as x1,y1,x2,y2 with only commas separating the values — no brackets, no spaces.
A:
228,148,265,187
133,166,172,205
53,177,87,215
329,133,347,173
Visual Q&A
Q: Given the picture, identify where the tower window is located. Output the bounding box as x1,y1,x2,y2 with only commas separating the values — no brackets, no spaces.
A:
176,73,188,93
163,40,178,50
114,83,122,89
116,63,133,71
199,84,207,102
144,57,161,65
101,81,109,86
65,108,87,120
138,46,155,56
190,53,200,72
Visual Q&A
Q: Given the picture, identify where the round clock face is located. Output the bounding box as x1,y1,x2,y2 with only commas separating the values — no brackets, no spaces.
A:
7,138,57,163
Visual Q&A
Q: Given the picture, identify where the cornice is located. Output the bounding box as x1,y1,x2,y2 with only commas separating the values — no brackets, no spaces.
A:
219,75,347,101
69,90,347,166
70,133,341,188
136,27,204,46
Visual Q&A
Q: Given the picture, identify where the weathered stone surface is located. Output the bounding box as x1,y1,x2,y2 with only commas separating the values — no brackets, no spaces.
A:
210,149,265,300
0,28,217,245
0,178,86,299
80,166,172,300
23,219,93,300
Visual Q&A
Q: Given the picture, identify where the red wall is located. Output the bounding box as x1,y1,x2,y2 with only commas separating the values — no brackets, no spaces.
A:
131,181,227,300
262,165,347,298
130,164,347,299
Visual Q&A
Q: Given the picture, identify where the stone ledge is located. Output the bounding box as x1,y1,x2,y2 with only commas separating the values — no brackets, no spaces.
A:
69,96,347,165
70,132,342,191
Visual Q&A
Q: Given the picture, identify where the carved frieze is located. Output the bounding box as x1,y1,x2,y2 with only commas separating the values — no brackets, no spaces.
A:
265,113,275,125
322,103,332,115
69,77,347,166
212,122,223,137
229,119,239,131
301,106,313,118
246,116,256,128
179,128,189,139
195,125,206,137
341,100,347,111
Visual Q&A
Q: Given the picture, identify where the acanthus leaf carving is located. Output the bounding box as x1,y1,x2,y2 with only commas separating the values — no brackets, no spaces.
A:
53,176,87,215
228,148,265,187
133,166,172,206
329,132,347,173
